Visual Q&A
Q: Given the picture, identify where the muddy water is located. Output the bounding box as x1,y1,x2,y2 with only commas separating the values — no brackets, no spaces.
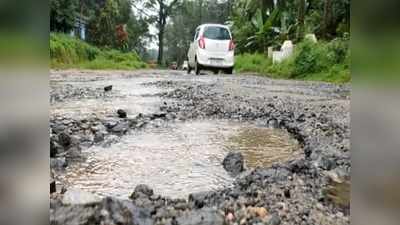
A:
51,76,171,119
61,120,300,199
226,127,301,168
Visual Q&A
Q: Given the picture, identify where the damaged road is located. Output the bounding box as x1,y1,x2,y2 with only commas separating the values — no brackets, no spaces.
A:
50,69,350,225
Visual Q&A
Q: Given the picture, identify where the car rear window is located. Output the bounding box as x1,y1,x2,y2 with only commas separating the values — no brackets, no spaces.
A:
203,26,231,40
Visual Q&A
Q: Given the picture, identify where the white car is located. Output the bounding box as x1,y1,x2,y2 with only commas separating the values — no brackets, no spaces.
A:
187,24,235,75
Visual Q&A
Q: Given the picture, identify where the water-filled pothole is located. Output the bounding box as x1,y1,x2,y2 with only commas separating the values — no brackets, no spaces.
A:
225,127,301,168
60,120,300,199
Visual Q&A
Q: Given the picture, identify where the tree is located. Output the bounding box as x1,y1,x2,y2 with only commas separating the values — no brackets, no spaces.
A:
323,0,333,38
156,0,179,65
296,0,306,39
139,0,180,65
50,0,79,32
163,0,233,63
87,0,120,48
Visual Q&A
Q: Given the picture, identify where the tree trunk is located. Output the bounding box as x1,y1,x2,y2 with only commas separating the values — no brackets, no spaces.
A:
157,3,166,65
157,25,164,65
323,0,333,39
297,0,306,40
199,0,203,24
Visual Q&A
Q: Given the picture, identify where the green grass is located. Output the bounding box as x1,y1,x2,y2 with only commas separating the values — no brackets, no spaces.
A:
234,39,351,84
235,53,273,74
50,33,147,70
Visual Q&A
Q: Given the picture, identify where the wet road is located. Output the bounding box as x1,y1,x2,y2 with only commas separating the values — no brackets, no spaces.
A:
50,69,348,199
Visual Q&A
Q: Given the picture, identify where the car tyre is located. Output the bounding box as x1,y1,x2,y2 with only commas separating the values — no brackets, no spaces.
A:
187,66,191,74
195,59,201,75
225,67,233,74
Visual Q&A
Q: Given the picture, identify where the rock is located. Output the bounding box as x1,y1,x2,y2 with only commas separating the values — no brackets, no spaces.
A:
247,207,268,218
50,139,58,157
326,170,344,184
50,171,56,194
104,85,113,92
53,124,67,133
268,213,281,225
94,132,104,143
151,112,167,119
267,118,279,129
316,155,337,170
189,191,215,209
274,167,291,181
51,197,154,225
222,152,244,176
104,119,119,129
176,207,224,225
289,159,310,174
130,184,154,200
62,188,101,205
66,146,82,159
58,132,71,147
111,122,129,134
117,109,127,118
91,124,107,133
98,197,153,225
50,157,67,170
284,189,291,198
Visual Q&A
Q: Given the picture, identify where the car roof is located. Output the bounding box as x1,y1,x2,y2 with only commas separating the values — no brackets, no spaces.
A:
197,23,229,29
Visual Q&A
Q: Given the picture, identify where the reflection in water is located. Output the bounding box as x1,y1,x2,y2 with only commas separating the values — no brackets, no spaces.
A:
60,120,300,199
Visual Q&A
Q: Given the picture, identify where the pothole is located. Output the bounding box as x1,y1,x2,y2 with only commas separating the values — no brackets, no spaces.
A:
60,120,300,199
225,127,300,168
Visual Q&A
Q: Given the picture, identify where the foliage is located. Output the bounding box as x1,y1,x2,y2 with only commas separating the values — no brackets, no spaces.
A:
50,33,147,70
136,0,180,64
231,0,351,52
235,53,272,74
50,0,79,32
235,38,350,83
51,0,149,54
87,0,120,48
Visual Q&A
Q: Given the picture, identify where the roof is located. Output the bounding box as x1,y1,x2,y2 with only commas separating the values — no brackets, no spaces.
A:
196,23,229,29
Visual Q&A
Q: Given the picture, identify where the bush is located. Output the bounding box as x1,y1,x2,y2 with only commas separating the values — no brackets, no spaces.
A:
234,38,350,83
235,53,272,73
50,33,146,70
293,40,334,75
50,33,100,64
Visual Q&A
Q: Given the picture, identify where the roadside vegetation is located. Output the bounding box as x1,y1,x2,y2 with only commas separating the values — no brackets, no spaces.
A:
50,0,150,70
231,0,350,83
50,0,350,83
235,37,350,83
50,33,147,70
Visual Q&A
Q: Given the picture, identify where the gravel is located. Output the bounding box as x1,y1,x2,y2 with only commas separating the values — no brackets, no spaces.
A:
50,70,350,225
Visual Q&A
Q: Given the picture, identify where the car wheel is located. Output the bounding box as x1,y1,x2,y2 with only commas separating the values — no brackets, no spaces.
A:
187,66,191,74
225,67,233,74
195,60,201,75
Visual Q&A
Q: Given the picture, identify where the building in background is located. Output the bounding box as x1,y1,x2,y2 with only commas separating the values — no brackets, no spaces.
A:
70,15,88,40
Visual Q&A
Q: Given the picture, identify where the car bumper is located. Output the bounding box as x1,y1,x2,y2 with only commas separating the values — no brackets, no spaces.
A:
196,49,234,68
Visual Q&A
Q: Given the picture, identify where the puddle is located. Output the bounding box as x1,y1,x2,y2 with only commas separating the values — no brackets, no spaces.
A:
51,77,172,119
225,127,300,168
60,120,300,199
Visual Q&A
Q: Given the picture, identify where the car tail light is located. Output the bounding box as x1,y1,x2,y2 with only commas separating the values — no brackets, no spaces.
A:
198,36,206,49
229,40,235,51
